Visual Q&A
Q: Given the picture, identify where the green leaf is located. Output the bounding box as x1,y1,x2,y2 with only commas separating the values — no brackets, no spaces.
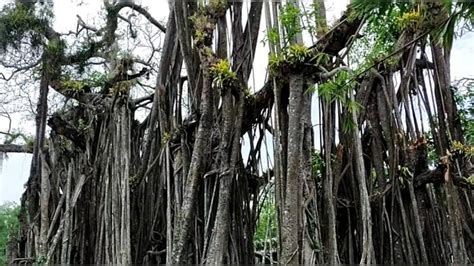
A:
0,203,20,265
279,2,302,46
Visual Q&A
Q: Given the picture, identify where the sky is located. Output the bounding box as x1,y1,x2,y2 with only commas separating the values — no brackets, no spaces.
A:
1,0,473,204
0,153,31,203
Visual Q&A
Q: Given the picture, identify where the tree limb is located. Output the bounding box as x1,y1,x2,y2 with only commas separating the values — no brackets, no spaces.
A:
0,144,33,153
47,114,86,150
318,66,352,80
311,10,363,56
0,59,42,81
414,164,474,190
116,2,166,33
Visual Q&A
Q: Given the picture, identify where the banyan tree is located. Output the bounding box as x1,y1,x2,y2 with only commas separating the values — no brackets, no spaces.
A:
0,0,473,264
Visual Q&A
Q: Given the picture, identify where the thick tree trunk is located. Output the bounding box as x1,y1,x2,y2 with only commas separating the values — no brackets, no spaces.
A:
38,152,50,259
206,88,245,264
30,64,50,261
281,74,304,264
350,91,375,264
322,98,339,264
172,51,214,265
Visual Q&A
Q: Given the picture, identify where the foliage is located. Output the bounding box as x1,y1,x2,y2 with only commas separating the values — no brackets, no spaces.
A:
208,0,227,12
349,3,412,68
264,1,322,46
311,149,324,178
310,70,361,133
308,1,328,36
279,3,302,46
399,165,413,189
269,44,311,75
311,52,331,66
77,118,89,131
2,131,31,145
264,27,280,47
36,255,47,264
60,71,108,92
110,80,134,96
425,131,439,166
210,59,237,88
268,54,284,75
286,44,310,63
311,70,355,101
162,131,171,143
433,1,474,50
61,79,86,91
396,10,422,29
129,175,139,188
452,80,474,144
191,13,208,30
310,149,326,195
467,175,474,185
190,11,216,47
0,4,49,51
86,71,109,88
72,41,103,73
341,114,357,134
350,0,393,20
46,39,66,57
0,203,20,265
254,192,277,251
191,14,208,44
194,30,206,44
451,140,474,157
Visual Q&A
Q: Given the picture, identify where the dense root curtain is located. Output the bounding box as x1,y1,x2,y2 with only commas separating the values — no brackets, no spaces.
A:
5,0,474,264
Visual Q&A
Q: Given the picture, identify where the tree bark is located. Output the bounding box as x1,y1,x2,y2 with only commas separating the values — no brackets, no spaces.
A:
350,90,375,264
281,74,304,264
172,47,215,265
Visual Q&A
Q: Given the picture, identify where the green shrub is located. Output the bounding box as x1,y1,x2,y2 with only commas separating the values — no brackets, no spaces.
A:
0,203,20,265
254,192,277,251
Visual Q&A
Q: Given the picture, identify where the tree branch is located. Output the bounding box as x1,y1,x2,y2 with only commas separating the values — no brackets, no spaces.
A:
47,114,86,150
318,66,352,80
0,144,33,153
414,164,447,188
0,59,42,81
76,15,99,33
110,67,149,84
133,94,154,105
311,10,363,56
414,164,474,190
49,80,103,104
116,2,166,33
